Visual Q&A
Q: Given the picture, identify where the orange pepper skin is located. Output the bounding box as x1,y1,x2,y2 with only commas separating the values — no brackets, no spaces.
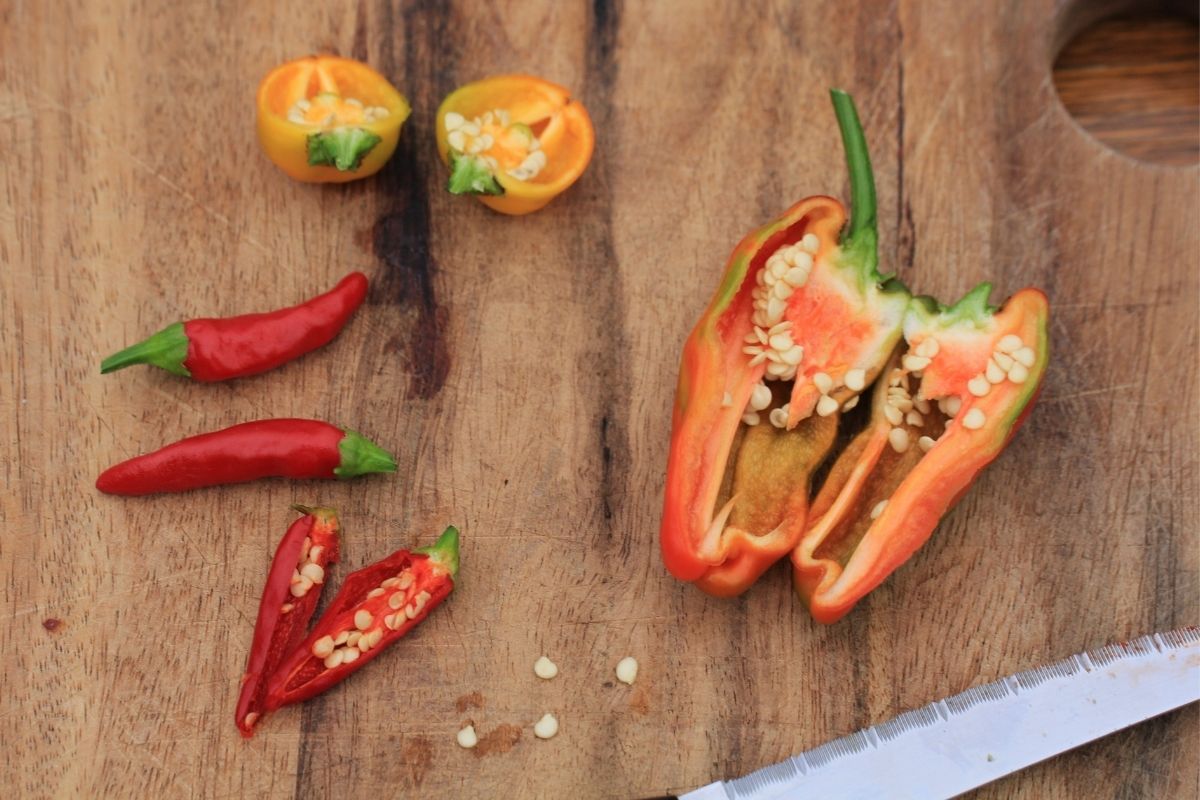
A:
792,288,1049,623
660,92,911,598
660,198,853,593
435,75,594,215
256,56,411,183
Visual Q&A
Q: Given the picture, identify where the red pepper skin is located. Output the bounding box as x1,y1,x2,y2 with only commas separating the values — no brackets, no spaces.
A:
263,527,459,711
236,506,341,737
95,419,396,495
100,272,368,381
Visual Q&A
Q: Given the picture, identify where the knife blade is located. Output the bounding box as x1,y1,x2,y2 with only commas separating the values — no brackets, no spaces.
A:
681,627,1199,800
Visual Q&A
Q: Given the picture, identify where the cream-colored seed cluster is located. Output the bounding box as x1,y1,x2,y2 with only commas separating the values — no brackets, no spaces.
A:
847,333,1034,522
288,537,326,601
882,336,963,454
286,96,391,126
742,234,820,381
882,339,938,454
444,109,547,181
881,331,1034,453
967,333,1035,399
309,569,428,670
739,235,880,429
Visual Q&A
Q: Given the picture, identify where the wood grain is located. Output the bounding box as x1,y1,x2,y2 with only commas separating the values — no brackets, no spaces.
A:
1,1,1196,798
1054,14,1199,165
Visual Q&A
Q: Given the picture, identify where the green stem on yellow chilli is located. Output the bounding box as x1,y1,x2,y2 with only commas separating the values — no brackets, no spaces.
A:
447,152,504,196
307,128,381,171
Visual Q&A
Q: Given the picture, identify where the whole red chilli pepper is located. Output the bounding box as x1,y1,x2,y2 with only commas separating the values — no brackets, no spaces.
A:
100,272,368,381
236,505,341,737
95,419,396,495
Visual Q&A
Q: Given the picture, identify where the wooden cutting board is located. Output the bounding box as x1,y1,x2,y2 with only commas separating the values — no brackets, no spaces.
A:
2,1,1196,797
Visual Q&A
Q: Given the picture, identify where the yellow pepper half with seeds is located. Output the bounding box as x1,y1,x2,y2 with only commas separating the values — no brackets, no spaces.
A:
256,55,411,183
435,75,594,215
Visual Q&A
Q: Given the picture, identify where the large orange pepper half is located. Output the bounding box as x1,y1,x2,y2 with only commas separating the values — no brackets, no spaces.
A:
792,286,1048,623
661,91,1049,616
661,91,910,597
256,56,411,183
435,75,594,215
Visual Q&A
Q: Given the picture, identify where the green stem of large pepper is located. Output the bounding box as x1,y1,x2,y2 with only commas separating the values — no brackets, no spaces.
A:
830,89,878,279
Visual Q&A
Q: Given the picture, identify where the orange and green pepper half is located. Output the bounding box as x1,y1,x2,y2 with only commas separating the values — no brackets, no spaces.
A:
660,90,1050,619
256,55,411,183
435,75,594,215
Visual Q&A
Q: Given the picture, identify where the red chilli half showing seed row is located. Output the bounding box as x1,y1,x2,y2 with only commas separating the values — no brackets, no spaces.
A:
237,506,461,737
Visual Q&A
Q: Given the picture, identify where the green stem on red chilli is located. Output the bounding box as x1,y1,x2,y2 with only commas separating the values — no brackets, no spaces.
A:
94,419,396,496
414,526,461,578
99,272,369,382
100,322,191,377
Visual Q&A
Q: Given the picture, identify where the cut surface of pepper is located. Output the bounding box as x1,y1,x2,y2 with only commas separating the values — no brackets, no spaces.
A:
792,285,1049,622
100,272,368,381
257,56,410,182
95,419,396,495
262,526,459,711
237,506,341,737
435,75,594,215
660,90,909,596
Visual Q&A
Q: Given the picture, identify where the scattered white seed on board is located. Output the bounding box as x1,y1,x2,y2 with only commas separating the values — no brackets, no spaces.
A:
534,713,559,739
615,656,639,685
534,656,559,680
456,725,478,748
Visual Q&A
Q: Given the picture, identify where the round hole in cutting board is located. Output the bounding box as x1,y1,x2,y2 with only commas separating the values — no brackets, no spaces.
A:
1052,11,1199,165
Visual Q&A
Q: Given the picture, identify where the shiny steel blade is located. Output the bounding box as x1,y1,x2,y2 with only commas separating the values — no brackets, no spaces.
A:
682,628,1200,800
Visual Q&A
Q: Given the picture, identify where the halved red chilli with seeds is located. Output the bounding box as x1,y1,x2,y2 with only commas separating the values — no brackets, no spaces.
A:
236,506,341,738
260,527,459,715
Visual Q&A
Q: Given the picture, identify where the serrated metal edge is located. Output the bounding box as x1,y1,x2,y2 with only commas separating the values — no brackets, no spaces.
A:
874,703,943,742
1014,655,1081,689
725,758,798,798
717,628,1198,800
1159,627,1200,648
1090,632,1170,666
944,677,1013,714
